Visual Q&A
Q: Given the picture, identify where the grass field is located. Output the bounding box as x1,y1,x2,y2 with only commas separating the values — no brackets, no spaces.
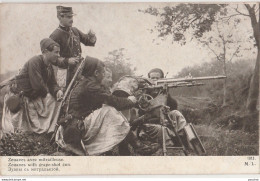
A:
1,121,258,156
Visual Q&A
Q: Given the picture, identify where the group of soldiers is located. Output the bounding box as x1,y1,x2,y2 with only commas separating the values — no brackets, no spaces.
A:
1,6,189,156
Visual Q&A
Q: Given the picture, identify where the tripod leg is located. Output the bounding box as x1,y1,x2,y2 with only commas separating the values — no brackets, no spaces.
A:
162,125,167,156
169,127,189,156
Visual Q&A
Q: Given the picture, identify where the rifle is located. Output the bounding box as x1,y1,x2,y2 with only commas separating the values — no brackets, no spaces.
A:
50,57,85,144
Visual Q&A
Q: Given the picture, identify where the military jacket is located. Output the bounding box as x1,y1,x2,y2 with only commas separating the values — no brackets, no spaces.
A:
50,25,96,84
69,77,135,119
15,55,62,100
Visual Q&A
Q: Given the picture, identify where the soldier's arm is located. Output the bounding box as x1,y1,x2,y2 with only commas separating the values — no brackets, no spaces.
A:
28,59,48,98
105,94,135,110
52,57,69,69
47,68,61,98
75,28,96,46
92,89,135,110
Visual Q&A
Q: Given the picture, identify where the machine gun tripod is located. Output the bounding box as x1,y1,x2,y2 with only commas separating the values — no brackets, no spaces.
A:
131,75,226,156
130,103,206,156
112,74,226,155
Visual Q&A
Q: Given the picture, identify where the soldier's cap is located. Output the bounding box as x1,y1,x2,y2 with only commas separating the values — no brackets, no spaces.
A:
40,38,60,53
148,68,164,78
57,6,76,16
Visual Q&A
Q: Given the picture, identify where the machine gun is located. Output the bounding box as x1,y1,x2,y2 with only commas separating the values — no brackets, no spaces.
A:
130,75,227,156
138,75,226,90
156,75,226,84
136,75,226,109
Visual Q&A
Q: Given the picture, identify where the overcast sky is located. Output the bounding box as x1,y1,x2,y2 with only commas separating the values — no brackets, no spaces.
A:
0,3,256,77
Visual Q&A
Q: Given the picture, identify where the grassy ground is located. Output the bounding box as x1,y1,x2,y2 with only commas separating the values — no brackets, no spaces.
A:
195,124,258,156
0,132,57,156
0,96,258,156
1,123,258,156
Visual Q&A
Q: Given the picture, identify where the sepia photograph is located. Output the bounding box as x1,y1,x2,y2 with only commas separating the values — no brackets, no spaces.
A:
0,2,259,175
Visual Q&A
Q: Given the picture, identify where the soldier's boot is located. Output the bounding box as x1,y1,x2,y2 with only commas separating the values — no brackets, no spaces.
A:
125,131,160,155
63,119,86,156
118,139,131,156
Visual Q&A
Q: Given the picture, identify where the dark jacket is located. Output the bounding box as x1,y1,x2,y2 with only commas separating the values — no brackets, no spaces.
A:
15,55,65,100
50,25,96,84
69,77,135,119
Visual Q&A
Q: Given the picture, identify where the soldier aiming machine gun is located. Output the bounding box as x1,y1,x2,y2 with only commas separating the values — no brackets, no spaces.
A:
129,75,227,156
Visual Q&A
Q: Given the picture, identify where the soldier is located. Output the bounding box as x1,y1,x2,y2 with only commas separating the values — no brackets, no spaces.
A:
148,68,178,110
1,38,65,136
14,38,64,100
137,68,188,152
50,6,97,85
148,68,165,80
56,56,159,155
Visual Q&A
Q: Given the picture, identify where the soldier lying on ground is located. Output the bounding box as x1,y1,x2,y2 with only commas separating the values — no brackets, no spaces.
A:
55,56,159,155
1,38,67,137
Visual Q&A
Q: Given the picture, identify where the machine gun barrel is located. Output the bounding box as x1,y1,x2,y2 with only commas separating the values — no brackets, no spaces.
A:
141,82,205,90
156,75,227,85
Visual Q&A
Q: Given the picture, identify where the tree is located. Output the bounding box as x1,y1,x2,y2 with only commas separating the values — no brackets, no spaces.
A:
141,3,259,112
244,4,260,113
104,48,136,84
198,18,254,106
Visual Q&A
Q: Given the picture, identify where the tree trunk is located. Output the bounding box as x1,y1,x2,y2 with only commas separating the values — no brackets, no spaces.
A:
245,4,260,112
223,60,227,106
247,49,259,112
223,40,227,106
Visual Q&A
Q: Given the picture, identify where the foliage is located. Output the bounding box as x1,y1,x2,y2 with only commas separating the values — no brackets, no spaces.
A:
104,48,136,84
198,19,255,64
141,3,259,111
140,4,226,44
171,58,254,106
175,58,254,78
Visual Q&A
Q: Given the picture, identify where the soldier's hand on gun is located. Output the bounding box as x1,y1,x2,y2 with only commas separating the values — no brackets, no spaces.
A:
127,96,137,104
68,57,80,65
56,90,64,101
133,90,143,99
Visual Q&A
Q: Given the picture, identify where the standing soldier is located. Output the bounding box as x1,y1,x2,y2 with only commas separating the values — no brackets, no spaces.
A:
50,6,97,86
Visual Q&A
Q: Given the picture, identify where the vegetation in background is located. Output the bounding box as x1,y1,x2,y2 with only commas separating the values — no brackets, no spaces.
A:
141,3,259,113
104,48,136,84
1,3,259,155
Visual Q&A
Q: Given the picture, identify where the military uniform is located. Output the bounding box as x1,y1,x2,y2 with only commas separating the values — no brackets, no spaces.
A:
15,55,60,100
50,6,97,85
69,76,135,120
1,38,64,136
13,38,65,100
60,57,159,156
